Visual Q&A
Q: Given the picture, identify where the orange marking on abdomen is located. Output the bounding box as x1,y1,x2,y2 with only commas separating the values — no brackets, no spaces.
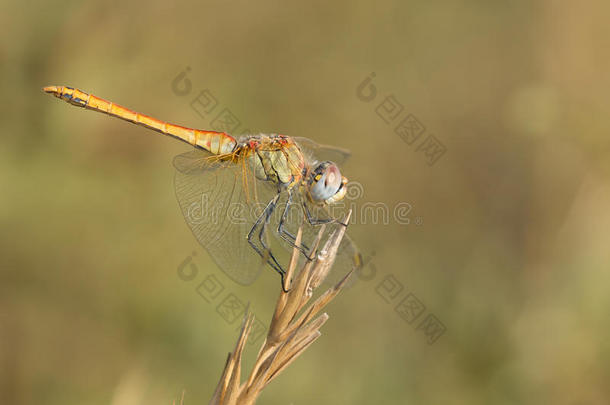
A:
43,85,238,155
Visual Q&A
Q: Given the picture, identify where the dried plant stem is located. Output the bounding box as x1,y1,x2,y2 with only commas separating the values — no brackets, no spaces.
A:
209,212,354,405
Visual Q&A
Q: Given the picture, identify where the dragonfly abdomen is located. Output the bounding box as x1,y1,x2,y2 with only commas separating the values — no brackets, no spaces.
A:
43,85,237,155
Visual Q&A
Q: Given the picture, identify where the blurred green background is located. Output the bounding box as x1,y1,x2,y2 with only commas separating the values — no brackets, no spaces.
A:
2,1,610,404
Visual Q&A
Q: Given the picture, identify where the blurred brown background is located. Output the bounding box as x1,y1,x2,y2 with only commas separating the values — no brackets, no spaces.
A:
2,1,610,404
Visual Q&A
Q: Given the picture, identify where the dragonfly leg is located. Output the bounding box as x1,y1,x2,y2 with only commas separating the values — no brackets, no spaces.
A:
277,191,314,258
258,207,285,273
303,201,346,226
247,193,288,288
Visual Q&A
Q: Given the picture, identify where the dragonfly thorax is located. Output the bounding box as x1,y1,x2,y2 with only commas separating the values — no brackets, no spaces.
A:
240,134,305,188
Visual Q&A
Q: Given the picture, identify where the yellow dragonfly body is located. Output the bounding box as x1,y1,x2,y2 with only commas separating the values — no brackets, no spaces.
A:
43,85,359,287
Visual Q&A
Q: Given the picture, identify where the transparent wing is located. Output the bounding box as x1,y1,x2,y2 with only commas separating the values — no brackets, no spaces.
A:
330,231,363,289
293,137,352,166
174,148,361,288
174,149,280,285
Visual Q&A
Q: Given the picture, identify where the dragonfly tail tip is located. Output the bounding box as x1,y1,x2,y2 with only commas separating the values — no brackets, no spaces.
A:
42,85,59,94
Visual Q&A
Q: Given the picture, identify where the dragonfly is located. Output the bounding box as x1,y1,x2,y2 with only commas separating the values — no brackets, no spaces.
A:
43,85,362,289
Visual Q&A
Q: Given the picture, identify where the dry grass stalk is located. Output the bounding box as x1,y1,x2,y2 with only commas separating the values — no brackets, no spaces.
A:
209,211,354,405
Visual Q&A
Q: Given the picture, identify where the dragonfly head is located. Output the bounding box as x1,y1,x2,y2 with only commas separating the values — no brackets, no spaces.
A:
307,161,348,204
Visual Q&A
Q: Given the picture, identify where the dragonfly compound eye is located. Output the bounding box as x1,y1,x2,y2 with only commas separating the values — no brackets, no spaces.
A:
309,162,347,203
